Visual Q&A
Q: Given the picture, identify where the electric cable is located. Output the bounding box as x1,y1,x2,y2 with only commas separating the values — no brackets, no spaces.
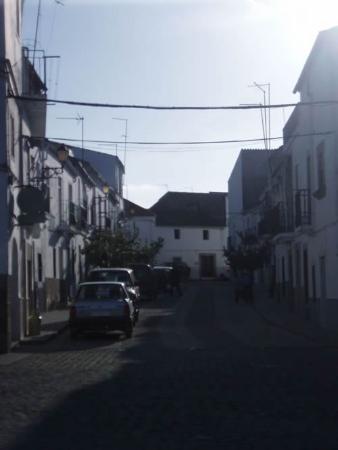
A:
9,94,338,111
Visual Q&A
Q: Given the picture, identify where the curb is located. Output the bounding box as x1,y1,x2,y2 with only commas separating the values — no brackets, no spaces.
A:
18,322,69,346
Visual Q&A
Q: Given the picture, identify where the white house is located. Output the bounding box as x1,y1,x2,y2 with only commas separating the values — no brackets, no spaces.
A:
228,27,338,334
0,1,125,352
0,0,46,351
274,26,338,330
124,198,156,242
126,192,228,279
228,149,273,251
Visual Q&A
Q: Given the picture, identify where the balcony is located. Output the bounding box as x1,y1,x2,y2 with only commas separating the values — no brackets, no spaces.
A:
105,217,112,230
258,202,293,236
69,202,78,226
295,189,311,228
80,206,88,229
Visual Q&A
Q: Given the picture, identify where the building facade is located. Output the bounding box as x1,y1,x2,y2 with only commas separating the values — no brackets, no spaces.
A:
0,0,125,352
228,26,338,333
126,192,228,279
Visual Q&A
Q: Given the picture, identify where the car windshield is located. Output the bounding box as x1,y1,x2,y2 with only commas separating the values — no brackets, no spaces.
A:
77,285,125,301
89,271,132,285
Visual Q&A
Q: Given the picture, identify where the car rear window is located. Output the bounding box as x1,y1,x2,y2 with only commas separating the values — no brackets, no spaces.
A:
89,271,132,285
77,285,125,301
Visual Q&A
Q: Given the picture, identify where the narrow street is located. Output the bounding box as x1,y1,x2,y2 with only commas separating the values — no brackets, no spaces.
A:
2,282,338,450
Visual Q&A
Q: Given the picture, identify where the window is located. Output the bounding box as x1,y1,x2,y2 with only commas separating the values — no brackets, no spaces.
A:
203,230,209,240
37,253,43,282
314,141,326,198
53,248,57,279
294,164,299,190
58,178,63,223
10,115,15,157
44,179,50,213
311,264,317,302
174,229,180,240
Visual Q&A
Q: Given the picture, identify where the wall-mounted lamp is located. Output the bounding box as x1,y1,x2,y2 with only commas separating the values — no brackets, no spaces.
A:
31,144,69,181
103,184,110,195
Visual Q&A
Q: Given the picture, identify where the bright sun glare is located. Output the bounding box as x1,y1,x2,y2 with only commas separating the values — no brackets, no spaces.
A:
250,0,338,50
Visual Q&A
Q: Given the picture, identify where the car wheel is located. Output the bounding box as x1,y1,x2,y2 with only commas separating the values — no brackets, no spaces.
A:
125,320,133,339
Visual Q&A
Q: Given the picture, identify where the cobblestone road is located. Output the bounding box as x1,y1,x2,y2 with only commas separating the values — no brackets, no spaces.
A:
2,282,338,449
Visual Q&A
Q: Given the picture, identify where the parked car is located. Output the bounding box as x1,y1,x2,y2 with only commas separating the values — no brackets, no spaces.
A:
126,263,157,301
69,282,136,338
87,267,141,315
153,266,173,293
164,261,191,281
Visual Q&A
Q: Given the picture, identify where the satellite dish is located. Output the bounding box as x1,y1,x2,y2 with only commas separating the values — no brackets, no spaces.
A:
17,186,45,214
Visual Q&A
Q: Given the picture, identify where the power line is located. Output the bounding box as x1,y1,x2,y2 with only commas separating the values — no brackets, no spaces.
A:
27,131,332,150
9,94,338,111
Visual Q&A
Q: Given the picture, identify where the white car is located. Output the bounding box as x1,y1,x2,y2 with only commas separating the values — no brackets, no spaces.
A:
69,281,136,339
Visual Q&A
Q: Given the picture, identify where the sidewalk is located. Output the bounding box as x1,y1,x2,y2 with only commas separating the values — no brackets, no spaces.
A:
252,286,338,347
20,308,69,345
214,282,318,347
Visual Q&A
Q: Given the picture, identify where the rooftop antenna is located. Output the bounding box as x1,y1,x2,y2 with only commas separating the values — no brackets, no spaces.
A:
249,82,271,150
32,0,42,68
56,115,85,160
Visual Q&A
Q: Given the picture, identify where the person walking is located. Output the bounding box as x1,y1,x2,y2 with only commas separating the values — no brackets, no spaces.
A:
170,263,182,297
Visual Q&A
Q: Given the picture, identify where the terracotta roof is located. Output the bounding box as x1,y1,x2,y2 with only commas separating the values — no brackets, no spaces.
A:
150,191,227,227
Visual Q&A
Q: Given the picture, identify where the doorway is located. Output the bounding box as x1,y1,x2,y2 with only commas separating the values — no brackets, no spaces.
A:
319,256,326,325
10,240,20,342
199,254,216,278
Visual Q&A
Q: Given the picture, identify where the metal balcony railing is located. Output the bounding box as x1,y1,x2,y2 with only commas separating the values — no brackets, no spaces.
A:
258,201,293,236
295,189,311,228
47,201,88,232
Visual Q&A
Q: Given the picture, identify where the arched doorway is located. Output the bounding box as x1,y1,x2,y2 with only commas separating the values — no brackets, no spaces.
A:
10,240,21,342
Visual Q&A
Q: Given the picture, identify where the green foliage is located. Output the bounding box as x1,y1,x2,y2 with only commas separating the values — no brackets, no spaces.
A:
82,229,164,268
224,232,269,273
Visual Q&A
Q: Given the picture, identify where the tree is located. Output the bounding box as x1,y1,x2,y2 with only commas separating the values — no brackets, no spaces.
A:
82,229,163,269
224,232,269,273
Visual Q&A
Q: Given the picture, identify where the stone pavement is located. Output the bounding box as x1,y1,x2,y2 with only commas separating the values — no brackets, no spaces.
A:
2,282,338,449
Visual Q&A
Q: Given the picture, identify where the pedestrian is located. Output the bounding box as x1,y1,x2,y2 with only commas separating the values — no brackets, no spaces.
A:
170,263,182,297
242,270,254,304
234,270,254,303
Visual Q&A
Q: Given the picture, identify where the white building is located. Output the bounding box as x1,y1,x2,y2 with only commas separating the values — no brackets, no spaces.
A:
228,149,273,250
228,27,338,334
125,192,228,279
0,0,125,352
124,199,156,242
273,26,338,330
0,0,46,351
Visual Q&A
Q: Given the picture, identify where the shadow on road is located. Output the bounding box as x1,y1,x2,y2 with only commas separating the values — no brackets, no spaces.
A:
6,282,338,450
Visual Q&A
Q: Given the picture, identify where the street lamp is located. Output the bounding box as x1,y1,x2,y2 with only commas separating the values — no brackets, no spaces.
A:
56,144,69,164
30,143,70,181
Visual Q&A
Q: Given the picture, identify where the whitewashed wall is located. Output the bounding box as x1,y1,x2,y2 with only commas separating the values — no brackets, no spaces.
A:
154,226,227,279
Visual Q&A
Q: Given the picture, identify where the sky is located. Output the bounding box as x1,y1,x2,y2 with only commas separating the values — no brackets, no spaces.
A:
22,0,338,207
